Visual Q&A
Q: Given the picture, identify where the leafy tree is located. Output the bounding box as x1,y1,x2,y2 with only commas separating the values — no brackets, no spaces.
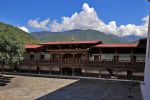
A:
0,22,39,73
0,31,25,72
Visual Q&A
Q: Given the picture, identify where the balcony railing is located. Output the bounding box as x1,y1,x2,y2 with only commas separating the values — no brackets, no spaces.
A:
88,60,145,66
21,59,88,64
21,59,145,66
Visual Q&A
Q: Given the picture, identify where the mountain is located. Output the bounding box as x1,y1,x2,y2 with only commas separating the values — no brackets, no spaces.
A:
122,35,143,42
0,22,38,44
31,29,129,44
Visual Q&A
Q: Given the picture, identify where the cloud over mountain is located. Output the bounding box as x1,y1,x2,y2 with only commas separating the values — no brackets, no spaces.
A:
28,3,149,37
28,18,50,30
18,26,29,33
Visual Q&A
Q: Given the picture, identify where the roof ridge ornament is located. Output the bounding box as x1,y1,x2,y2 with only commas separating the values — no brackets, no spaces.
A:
72,35,75,42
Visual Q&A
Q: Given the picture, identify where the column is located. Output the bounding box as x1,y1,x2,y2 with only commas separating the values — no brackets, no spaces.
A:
39,66,41,74
29,65,31,73
50,54,53,62
130,48,133,63
85,53,88,63
72,68,74,76
73,54,75,63
49,67,51,74
60,67,62,75
99,48,101,62
115,70,118,79
115,48,118,64
85,68,87,76
60,54,63,63
99,69,101,78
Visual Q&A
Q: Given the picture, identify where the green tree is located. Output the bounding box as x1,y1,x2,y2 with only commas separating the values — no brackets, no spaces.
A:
0,31,25,73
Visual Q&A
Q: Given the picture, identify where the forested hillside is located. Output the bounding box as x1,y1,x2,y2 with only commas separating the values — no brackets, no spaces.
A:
32,29,129,44
0,22,38,44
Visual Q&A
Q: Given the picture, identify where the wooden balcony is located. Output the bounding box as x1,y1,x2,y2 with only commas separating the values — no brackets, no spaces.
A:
21,59,88,65
87,60,145,71
20,59,145,68
19,59,145,72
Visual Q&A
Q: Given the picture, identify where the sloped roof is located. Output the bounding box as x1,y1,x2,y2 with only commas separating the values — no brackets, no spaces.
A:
94,44,138,48
40,40,102,45
25,45,41,49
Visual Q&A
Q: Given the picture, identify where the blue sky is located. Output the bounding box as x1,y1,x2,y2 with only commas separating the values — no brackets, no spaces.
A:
0,0,150,36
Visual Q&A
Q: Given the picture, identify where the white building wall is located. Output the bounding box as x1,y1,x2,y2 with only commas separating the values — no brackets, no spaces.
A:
92,53,145,62
40,66,50,70
89,56,94,61
43,53,50,60
101,54,114,61
136,54,145,62
118,54,131,62
34,53,40,60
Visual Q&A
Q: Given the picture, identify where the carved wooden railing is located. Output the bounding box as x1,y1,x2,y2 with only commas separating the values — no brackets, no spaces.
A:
21,59,88,64
89,60,145,65
20,59,145,66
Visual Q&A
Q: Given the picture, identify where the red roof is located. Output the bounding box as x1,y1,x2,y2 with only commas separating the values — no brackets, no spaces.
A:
94,44,138,48
40,40,102,45
25,45,41,49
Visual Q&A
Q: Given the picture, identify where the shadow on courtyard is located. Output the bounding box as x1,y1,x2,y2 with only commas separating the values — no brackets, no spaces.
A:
36,79,142,100
0,75,14,86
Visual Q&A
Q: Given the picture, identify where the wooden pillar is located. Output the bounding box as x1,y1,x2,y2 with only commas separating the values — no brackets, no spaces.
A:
73,54,75,63
60,67,62,75
72,68,74,76
85,53,88,63
50,54,52,62
49,67,51,74
99,69,101,78
49,53,51,62
29,65,31,73
61,54,63,63
85,68,87,76
39,66,41,74
130,48,133,63
73,54,75,59
81,53,84,63
115,48,118,64
99,48,101,62
115,71,118,79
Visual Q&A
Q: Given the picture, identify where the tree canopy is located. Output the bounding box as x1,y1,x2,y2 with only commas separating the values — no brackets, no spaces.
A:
0,31,24,65
0,22,39,72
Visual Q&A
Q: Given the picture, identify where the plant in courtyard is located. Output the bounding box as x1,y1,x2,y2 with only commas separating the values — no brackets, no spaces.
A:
0,31,25,72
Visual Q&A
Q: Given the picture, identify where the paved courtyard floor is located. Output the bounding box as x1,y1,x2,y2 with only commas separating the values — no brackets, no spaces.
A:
0,75,142,100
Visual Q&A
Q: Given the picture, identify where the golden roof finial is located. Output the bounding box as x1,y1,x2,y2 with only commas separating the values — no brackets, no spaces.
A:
72,35,75,41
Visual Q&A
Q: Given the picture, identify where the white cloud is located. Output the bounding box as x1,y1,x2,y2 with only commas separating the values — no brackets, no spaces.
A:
27,3,149,37
28,18,50,30
50,3,104,32
82,3,94,13
18,26,29,33
50,3,149,37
